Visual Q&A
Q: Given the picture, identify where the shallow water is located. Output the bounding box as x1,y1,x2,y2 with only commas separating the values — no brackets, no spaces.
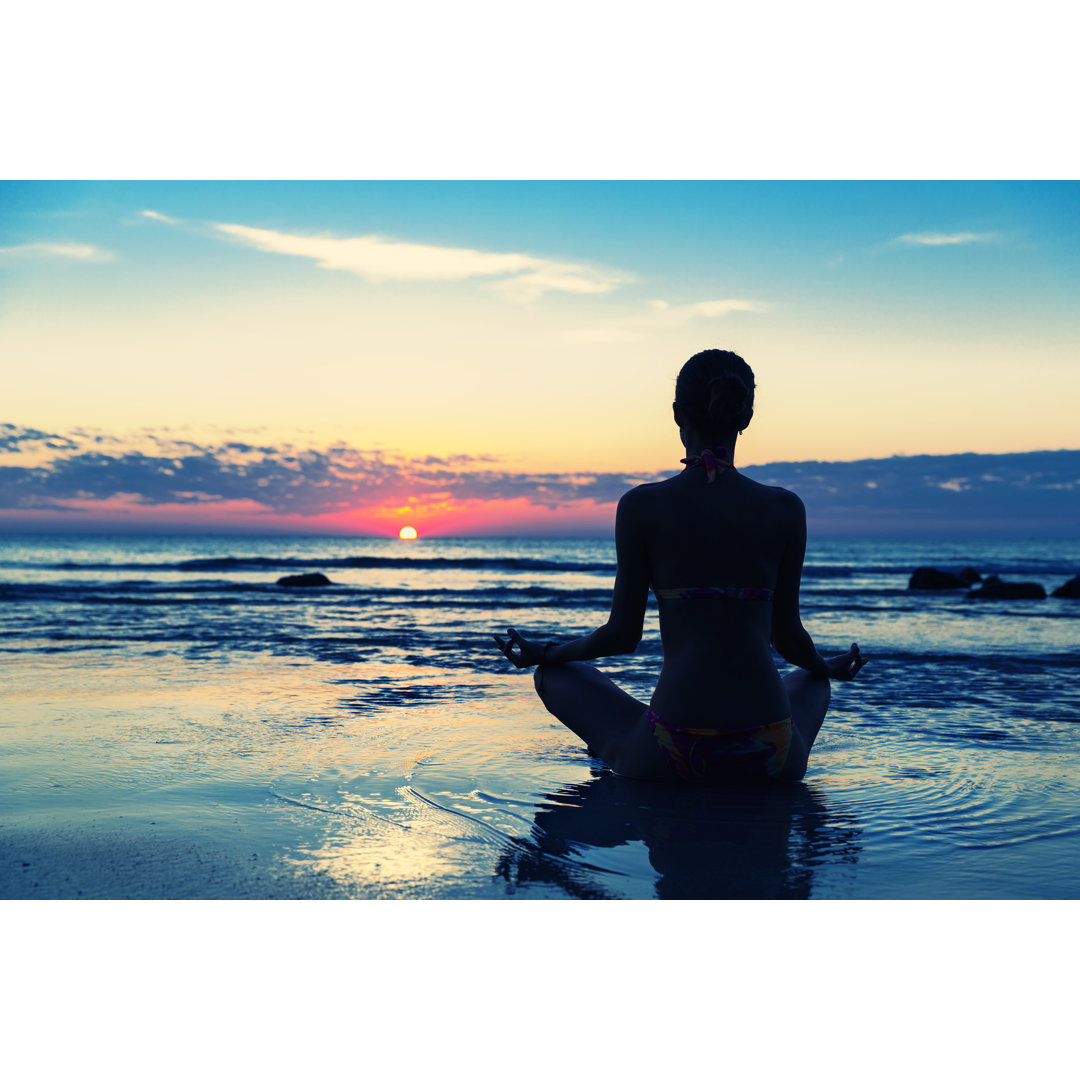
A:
2,534,1079,899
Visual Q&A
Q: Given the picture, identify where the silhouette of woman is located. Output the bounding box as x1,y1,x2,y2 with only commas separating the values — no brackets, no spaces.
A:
494,349,866,783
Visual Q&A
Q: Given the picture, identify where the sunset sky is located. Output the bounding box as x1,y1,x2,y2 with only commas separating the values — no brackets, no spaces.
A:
2,180,1078,534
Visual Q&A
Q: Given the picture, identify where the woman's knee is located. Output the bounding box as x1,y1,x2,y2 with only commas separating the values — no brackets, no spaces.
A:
533,661,573,703
533,660,589,701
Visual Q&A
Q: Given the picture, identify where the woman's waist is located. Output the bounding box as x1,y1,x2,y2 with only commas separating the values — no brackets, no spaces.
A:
657,607,774,641
651,663,789,731
655,634,777,672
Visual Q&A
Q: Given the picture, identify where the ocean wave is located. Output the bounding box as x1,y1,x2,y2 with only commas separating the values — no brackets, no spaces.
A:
828,648,1080,670
0,580,620,608
0,554,619,574
5,577,1079,617
5,555,1073,589
0,556,885,581
177,555,619,573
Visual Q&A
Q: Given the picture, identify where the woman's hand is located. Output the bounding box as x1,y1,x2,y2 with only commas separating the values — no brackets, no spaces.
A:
493,627,549,669
825,643,867,681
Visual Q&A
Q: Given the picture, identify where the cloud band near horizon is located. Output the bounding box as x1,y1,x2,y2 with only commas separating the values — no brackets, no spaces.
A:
2,425,1077,536
0,425,649,518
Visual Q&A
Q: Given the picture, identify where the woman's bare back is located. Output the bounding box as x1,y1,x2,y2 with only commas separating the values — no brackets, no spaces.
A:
626,468,805,729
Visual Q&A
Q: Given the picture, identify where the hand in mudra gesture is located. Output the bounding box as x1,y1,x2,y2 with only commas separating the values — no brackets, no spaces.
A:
493,627,549,669
825,643,867,681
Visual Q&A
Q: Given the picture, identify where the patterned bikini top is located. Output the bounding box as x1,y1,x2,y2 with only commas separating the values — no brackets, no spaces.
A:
680,445,735,482
654,585,775,602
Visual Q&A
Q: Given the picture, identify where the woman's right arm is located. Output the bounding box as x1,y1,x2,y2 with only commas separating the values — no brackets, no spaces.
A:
545,487,649,662
494,487,649,668
769,492,830,679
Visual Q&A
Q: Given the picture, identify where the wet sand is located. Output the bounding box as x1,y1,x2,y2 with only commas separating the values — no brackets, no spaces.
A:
0,823,362,900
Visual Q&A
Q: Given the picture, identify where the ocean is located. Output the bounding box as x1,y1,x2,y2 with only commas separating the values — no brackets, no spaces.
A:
2,532,1078,899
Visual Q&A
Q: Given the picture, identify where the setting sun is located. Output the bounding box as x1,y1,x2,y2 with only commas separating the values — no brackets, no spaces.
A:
399,526,418,540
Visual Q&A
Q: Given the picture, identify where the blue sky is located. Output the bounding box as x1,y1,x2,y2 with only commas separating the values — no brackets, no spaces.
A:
5,181,1076,357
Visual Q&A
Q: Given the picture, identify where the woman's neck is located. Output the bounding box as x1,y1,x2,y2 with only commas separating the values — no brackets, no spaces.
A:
682,428,738,460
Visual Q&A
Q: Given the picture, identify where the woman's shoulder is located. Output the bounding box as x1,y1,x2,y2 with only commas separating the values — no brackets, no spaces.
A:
726,476,806,535
620,475,678,508
740,474,805,513
615,478,681,529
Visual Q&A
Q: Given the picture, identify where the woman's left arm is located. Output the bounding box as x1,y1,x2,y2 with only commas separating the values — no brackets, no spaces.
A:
494,488,650,668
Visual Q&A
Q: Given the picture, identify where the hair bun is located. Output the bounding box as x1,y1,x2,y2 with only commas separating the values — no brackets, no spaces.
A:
704,371,754,432
675,349,756,434
706,372,750,426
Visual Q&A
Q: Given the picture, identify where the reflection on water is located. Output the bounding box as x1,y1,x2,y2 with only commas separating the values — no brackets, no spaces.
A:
494,771,863,900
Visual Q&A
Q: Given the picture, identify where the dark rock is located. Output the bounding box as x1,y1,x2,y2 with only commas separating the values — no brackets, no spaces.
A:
909,567,968,589
1051,575,1080,599
968,575,1046,600
277,572,331,588
957,567,982,585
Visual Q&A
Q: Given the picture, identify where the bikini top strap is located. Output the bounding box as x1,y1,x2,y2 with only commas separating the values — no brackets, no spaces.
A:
680,445,735,482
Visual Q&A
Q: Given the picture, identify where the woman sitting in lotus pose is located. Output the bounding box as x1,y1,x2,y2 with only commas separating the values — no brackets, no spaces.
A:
494,348,865,783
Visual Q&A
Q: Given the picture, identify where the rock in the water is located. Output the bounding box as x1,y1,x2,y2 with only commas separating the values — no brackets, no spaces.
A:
1051,575,1080,599
958,567,982,585
909,567,968,589
277,572,331,588
968,575,1046,600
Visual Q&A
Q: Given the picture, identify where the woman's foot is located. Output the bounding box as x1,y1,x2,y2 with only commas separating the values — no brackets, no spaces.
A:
825,643,866,681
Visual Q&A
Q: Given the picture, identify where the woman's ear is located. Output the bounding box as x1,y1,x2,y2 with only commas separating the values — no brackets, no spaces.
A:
672,401,683,427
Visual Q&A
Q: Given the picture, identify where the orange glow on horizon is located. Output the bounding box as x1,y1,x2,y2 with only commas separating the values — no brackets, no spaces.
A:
352,496,617,536
0,494,619,537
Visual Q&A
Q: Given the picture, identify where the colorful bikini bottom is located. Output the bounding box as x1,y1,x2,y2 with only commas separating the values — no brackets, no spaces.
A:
647,709,793,783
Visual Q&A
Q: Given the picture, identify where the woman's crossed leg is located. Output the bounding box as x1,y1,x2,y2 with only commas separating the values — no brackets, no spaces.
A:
533,662,670,779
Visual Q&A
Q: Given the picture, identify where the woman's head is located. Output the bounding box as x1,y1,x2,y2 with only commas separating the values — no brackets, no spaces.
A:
674,349,755,438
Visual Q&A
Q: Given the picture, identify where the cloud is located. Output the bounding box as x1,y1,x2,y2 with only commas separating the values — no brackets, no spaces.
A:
894,232,996,246
141,209,179,224
0,427,658,516
678,299,769,318
212,222,630,299
0,423,81,459
742,451,1080,535
568,296,770,342
0,242,114,261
